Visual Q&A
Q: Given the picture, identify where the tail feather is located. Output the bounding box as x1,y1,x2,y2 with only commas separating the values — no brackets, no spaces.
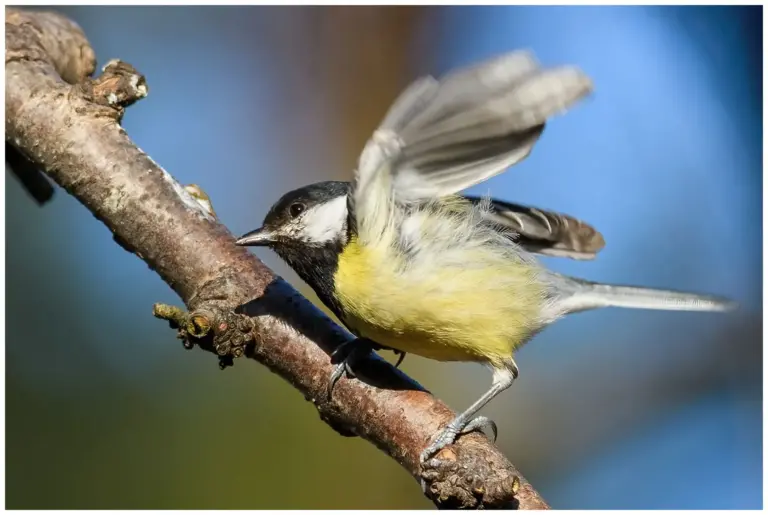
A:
553,277,738,315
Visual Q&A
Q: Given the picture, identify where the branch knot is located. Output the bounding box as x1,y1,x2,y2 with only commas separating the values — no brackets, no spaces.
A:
153,303,256,369
78,59,148,120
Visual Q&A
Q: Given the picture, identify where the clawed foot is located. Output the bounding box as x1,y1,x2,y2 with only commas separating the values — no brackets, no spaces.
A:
327,340,407,400
419,416,498,464
327,339,375,400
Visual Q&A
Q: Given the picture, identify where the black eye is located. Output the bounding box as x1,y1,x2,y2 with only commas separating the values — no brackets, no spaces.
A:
289,202,306,218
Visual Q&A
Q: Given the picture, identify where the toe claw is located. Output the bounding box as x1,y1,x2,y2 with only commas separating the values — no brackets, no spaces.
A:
393,350,406,369
460,416,498,442
344,360,357,379
487,420,498,443
327,362,347,400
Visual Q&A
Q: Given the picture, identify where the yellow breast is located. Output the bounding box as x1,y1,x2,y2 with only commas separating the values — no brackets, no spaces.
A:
334,237,545,367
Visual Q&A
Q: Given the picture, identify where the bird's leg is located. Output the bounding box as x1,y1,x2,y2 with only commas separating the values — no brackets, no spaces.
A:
393,350,406,368
420,363,518,464
327,337,376,400
327,340,406,399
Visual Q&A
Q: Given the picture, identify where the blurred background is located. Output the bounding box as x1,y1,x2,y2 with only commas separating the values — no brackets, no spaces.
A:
6,5,762,509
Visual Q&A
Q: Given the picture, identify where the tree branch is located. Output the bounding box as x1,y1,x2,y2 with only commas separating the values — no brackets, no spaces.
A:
5,7,549,509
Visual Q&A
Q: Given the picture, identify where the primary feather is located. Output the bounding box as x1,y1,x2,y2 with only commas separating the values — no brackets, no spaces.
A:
352,49,593,211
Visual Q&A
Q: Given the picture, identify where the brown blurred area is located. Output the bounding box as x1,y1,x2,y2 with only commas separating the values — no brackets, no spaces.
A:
238,6,430,177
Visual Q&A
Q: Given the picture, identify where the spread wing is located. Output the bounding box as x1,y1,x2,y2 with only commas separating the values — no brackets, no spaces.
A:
465,196,606,260
350,49,593,240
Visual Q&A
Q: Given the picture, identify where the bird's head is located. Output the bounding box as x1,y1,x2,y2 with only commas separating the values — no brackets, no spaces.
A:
236,181,350,251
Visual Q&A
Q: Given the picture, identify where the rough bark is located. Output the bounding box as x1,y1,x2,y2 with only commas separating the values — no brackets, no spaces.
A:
5,7,549,509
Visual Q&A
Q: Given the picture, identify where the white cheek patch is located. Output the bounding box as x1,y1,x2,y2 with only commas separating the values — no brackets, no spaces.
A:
301,195,348,243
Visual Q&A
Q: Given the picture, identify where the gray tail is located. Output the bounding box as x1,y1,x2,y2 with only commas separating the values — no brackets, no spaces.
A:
553,277,738,314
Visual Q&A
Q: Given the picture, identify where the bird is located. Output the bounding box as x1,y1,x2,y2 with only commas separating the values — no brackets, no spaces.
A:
235,49,737,464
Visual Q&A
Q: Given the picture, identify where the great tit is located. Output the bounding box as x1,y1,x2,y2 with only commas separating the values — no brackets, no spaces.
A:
236,50,736,464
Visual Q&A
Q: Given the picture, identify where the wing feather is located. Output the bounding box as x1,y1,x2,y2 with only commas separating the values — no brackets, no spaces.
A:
465,196,606,260
351,50,594,241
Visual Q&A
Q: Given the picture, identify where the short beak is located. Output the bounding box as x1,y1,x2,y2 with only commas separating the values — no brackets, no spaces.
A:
235,227,275,247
